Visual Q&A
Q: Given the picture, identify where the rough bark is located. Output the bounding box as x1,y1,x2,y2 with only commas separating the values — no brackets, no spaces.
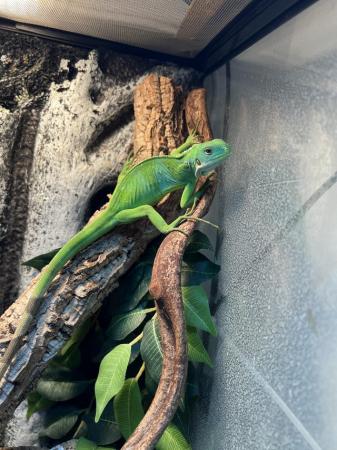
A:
133,74,186,164
0,70,198,443
123,89,215,450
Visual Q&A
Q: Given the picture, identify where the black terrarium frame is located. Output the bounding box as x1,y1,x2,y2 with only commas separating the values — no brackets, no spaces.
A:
0,0,317,75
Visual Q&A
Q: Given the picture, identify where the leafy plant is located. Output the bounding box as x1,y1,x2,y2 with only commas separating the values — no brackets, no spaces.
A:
114,378,143,439
95,344,131,422
25,231,219,449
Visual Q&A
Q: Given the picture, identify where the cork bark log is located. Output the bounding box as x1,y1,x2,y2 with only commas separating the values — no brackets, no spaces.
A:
133,74,186,165
123,89,214,450
0,70,200,443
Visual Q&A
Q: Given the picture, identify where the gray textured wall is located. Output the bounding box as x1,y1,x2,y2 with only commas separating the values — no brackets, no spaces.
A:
0,31,195,315
193,1,337,449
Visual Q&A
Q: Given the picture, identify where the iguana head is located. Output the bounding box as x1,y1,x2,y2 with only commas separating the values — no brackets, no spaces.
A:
186,139,231,177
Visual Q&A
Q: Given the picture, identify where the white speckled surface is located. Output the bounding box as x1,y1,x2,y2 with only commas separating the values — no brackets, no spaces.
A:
4,400,45,447
193,1,337,449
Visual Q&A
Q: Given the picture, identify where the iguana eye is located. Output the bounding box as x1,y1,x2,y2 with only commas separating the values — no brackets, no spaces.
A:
204,148,212,155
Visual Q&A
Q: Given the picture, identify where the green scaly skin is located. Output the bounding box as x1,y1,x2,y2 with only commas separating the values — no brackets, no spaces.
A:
0,136,231,381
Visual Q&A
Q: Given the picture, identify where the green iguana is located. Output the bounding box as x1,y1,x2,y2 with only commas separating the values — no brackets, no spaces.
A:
0,135,231,380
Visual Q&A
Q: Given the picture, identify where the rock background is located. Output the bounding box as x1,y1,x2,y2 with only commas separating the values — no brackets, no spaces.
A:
0,30,195,315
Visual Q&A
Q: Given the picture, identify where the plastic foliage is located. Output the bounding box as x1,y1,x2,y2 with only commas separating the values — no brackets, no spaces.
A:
25,230,219,449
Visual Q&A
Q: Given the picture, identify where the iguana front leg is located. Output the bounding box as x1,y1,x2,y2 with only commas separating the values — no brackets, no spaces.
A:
180,181,197,208
179,178,219,229
183,174,214,210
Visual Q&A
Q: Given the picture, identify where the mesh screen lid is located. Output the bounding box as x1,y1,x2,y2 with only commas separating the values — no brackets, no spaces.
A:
0,0,251,57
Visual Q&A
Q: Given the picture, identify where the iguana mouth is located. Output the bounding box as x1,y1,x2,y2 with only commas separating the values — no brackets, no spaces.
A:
195,154,225,177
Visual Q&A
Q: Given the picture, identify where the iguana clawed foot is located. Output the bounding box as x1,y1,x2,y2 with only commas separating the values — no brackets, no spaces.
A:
185,128,200,148
182,215,219,230
168,212,219,236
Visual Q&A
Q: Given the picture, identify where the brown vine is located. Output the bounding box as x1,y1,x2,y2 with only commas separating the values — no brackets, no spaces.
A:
122,89,215,449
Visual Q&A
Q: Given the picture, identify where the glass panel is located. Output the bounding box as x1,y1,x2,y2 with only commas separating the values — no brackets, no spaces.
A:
195,1,337,448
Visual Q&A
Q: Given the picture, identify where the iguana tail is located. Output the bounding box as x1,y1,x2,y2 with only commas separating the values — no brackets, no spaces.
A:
0,208,116,381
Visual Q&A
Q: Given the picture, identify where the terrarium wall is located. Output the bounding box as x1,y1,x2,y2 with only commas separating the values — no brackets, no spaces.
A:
193,0,337,449
0,31,193,315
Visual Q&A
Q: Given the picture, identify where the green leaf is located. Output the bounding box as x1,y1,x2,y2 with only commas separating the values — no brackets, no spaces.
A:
106,307,147,340
185,364,200,401
95,330,141,365
187,327,213,367
36,379,91,401
140,318,163,383
22,248,60,270
172,408,190,442
181,253,220,286
76,437,116,450
41,361,76,381
44,413,79,439
62,346,82,369
83,401,121,445
182,286,217,336
114,263,152,313
185,230,212,254
156,423,191,450
42,358,72,375
42,404,81,440
76,437,98,450
114,378,144,439
95,343,131,422
60,317,94,357
141,236,163,263
129,341,141,364
173,366,200,438
27,391,54,419
145,368,158,395
46,348,82,374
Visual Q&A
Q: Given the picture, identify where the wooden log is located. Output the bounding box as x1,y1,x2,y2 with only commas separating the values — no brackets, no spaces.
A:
133,74,186,164
0,72,195,440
